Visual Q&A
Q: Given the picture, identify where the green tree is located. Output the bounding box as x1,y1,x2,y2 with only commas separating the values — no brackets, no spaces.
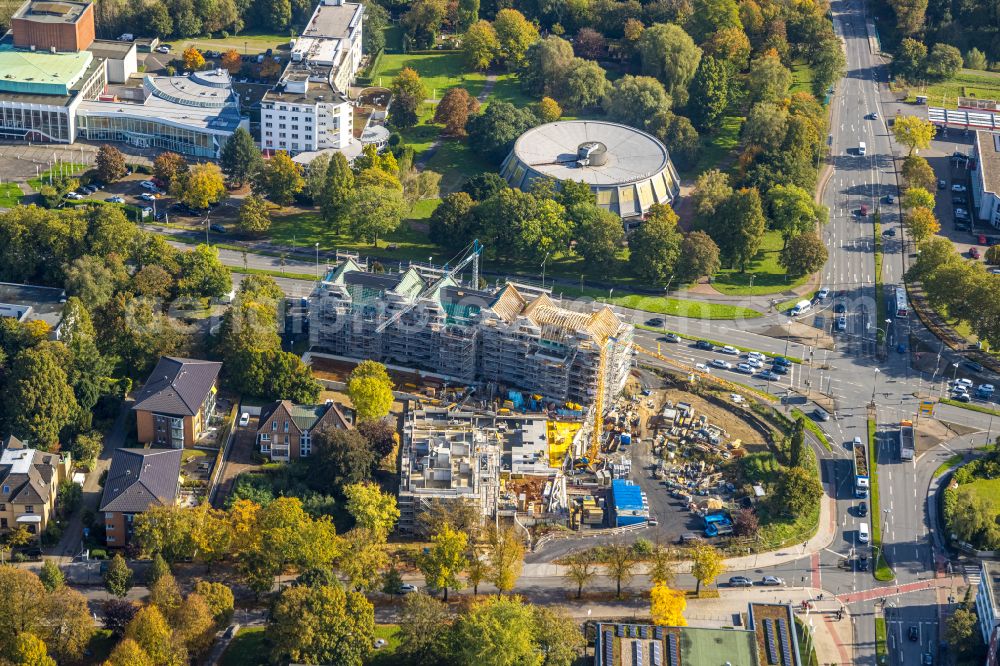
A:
747,52,792,103
787,418,806,468
768,183,822,249
320,152,354,231
172,162,226,210
904,207,941,244
677,231,721,281
902,186,936,210
772,465,823,518
638,23,701,105
628,203,682,284
743,102,789,151
418,525,468,601
901,155,937,191
486,525,524,594
5,343,79,449
688,56,730,130
39,560,64,592
894,38,927,81
926,43,962,81
779,231,828,277
602,541,636,599
560,57,610,111
533,606,584,666
177,244,231,299
104,553,133,598
602,75,671,130
457,0,479,30
812,36,847,97
571,203,623,265
648,546,676,587
463,20,500,70
453,596,537,666
691,168,732,227
648,111,700,170
363,2,389,54
713,188,766,271
268,584,375,666
429,191,476,250
40,587,92,663
147,553,171,587
12,633,55,666
96,144,128,183
219,127,264,187
193,581,235,626
690,542,723,594
263,151,304,205
390,67,428,129
493,8,538,68
397,593,453,665
402,0,447,48
344,482,399,540
964,48,988,70
313,427,377,494
686,0,741,41
892,115,936,155
237,193,270,233
347,185,406,247
564,550,598,599
103,639,152,666
467,100,538,162
522,36,575,97
945,607,976,645
473,187,570,262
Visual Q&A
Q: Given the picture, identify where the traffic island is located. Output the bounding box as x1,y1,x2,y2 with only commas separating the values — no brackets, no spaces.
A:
868,417,897,582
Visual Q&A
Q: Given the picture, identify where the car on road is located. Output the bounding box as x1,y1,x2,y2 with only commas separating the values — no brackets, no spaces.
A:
155,45,171,53
105,196,125,203
922,652,933,665
952,151,968,162
812,407,830,421
720,345,739,355
953,378,974,388
834,302,846,313
399,584,418,594
857,553,869,571
65,192,83,200
710,359,732,370
940,180,949,189
695,363,711,373
884,194,894,204
966,361,984,373
81,184,97,194
758,370,781,381
953,196,967,205
139,192,157,201
956,207,970,218
857,501,868,517
870,112,878,119
970,247,981,260
952,391,971,402
646,317,664,327
773,356,792,368
770,363,789,374
859,204,869,217
210,223,227,233
736,363,754,374
759,576,784,586
728,576,753,587
977,384,994,398
952,184,967,193
239,412,250,427
980,235,988,245
664,332,681,343
695,340,713,350
882,228,896,236
836,315,847,331
817,287,830,299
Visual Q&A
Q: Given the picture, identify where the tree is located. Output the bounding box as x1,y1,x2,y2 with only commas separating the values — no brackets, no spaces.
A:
779,231,827,277
125,605,180,666
263,151,304,205
39,560,64,592
457,0,479,30
104,553,133,598
429,191,476,250
648,546,676,587
486,525,524,594
638,23,701,105
237,193,270,233
713,188,766,271
153,152,187,188
691,169,733,227
182,46,205,71
743,102,789,151
734,506,761,538
345,482,399,539
894,38,928,81
419,525,468,600
901,155,937,191
149,572,183,624
650,583,687,626
965,48,988,71
268,584,375,666
574,29,607,60
772,466,823,518
986,245,1000,265
603,75,671,130
173,162,226,210
313,427,377,494
537,96,562,123
688,56,730,130
0,567,46,649
221,49,241,74
41,587,92,662
945,607,976,645
5,343,78,448
474,187,570,262
347,360,394,421
104,639,152,666
602,541,636,599
565,550,598,599
220,127,264,187
676,231,721,281
390,67,428,129
465,549,488,595
453,596,537,666
102,599,140,638
347,185,406,248
522,36,575,97
12,632,55,666
690,543,723,594
572,204,623,265
96,144,128,182
904,207,941,243
533,606,584,666
812,36,847,98
64,255,120,309
397,593,453,665
769,184,821,249
893,115,936,155
902,186,936,210
317,152,354,232
787,418,806,468
434,87,481,136
629,203,682,284
147,553,170,587
174,594,215,654
177,244,231,299
467,100,538,162
463,20,499,71
402,0,447,48
686,0,741,41
648,111,700,169
493,8,538,68
926,43,962,82
747,52,791,103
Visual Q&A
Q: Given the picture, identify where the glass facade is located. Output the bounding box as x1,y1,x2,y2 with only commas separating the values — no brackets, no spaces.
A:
77,114,221,158
0,105,71,142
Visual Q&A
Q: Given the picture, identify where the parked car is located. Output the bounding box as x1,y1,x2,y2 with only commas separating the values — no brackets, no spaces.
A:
695,340,713,350
239,412,250,426
966,361,985,373
940,180,949,189
834,302,846,313
140,180,157,190
729,576,753,587
884,194,895,204
952,391,971,402
746,357,764,369
837,315,847,331
759,576,784,586
922,652,933,665
773,357,793,367
210,223,227,233
758,370,780,381
952,183,967,193
720,345,739,355
664,332,681,343
105,196,125,203
736,363,754,374
970,247,981,260
399,584,418,594
952,196,966,205
710,359,732,370
859,204,869,216
770,363,789,374
139,192,157,201
646,317,664,327
953,378,974,389
65,192,83,200
882,228,896,236
140,206,153,217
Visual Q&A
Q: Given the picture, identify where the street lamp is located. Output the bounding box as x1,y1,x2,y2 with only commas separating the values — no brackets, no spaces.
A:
885,317,893,345
749,274,756,290
540,251,550,289
871,367,881,404
315,242,320,280
952,361,960,382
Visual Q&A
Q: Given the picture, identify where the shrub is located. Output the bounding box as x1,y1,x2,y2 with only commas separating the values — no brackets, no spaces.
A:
90,548,108,559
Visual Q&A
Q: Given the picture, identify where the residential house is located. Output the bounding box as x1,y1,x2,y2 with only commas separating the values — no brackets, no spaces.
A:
133,356,222,448
256,400,352,461
99,448,182,547
0,435,71,537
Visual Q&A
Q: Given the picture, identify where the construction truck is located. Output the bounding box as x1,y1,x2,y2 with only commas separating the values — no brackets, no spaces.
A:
853,437,870,498
899,420,914,462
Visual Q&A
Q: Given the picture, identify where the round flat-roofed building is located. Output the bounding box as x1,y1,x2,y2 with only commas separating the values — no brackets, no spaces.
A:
501,120,681,223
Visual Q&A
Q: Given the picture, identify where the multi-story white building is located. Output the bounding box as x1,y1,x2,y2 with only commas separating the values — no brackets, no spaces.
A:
977,561,1000,665
973,130,1000,228
261,0,362,156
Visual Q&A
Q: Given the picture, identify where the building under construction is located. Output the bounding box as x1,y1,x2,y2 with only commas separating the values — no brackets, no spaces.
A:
308,247,635,405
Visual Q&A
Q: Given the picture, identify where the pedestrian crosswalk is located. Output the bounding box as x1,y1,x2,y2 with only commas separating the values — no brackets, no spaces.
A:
964,564,982,585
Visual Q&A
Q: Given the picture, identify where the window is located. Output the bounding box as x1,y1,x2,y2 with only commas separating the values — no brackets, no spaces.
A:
283,420,289,432
24,505,33,513
261,433,270,441
0,503,4,511
292,125,299,131
292,134,298,140
107,535,115,542
272,420,277,430
279,105,287,111
265,122,272,127
301,431,311,457
0,518,6,529
1,485,8,495
279,124,286,129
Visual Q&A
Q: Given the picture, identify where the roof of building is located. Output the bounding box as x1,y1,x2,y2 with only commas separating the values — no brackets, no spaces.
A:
978,130,1000,196
87,39,135,60
258,400,351,432
611,479,645,511
523,293,625,342
12,0,89,24
0,281,66,330
132,356,222,417
0,437,60,506
301,1,363,40
263,77,349,105
509,120,671,187
0,41,92,95
982,561,1000,620
99,448,181,513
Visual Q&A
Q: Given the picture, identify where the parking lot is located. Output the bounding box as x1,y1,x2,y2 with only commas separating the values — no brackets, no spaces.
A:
919,132,989,260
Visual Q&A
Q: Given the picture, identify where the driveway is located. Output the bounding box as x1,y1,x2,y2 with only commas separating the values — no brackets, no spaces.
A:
211,412,261,508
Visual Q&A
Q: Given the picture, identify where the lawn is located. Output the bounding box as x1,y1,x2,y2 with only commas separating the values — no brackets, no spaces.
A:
875,617,888,665
682,114,744,177
371,52,490,101
905,68,1000,109
790,408,832,451
955,477,1000,514
562,286,763,319
757,501,820,550
167,31,295,56
266,210,438,261
933,453,965,478
790,61,816,95
369,625,404,666
0,182,23,207
424,139,495,194
220,627,268,666
712,230,809,295
28,162,88,190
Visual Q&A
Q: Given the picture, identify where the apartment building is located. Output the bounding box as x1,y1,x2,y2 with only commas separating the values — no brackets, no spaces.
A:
0,435,71,537
256,399,352,461
99,448,181,547
133,357,222,448
973,130,1000,227
309,259,634,406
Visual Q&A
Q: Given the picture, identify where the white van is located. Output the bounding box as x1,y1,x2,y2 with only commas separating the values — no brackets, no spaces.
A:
858,141,867,156
790,299,812,316
859,522,870,543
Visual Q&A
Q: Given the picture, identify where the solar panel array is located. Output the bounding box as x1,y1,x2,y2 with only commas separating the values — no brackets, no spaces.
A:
603,630,614,665
634,640,643,666
763,619,779,665
777,618,794,666
654,627,664,640
652,641,662,666
667,633,680,666
640,625,648,639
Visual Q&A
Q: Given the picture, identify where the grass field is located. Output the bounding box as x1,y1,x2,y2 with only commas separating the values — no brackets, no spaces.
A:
423,139,495,194
875,617,888,665
562,286,763,319
712,230,809,295
28,162,88,190
267,210,438,260
369,625,404,666
790,61,816,95
0,182,23,207
905,69,1000,108
371,52,490,100
220,627,268,666
683,115,744,177
955,477,1000,513
166,31,294,56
